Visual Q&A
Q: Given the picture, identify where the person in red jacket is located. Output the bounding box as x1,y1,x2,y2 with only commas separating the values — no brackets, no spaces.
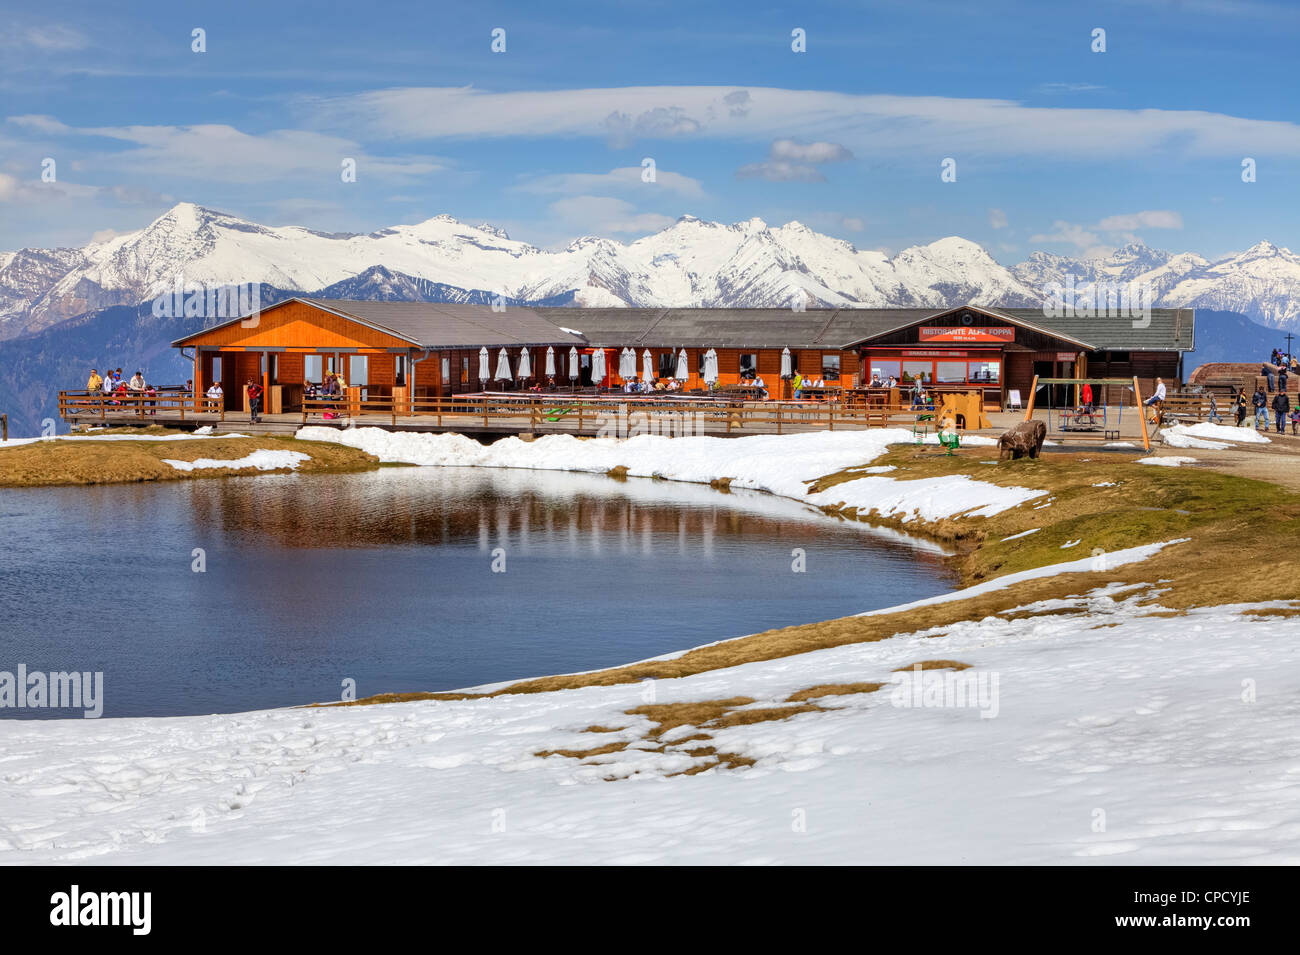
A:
246,379,264,424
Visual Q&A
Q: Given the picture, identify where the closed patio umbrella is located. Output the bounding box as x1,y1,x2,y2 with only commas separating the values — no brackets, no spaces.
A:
495,347,512,382
591,348,606,386
703,348,719,386
517,347,531,379
478,346,490,385
619,347,635,380
674,348,689,380
545,346,556,378
780,347,792,379
642,349,654,383
567,346,579,380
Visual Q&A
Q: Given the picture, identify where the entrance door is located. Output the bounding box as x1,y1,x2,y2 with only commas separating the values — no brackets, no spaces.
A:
1033,360,1070,408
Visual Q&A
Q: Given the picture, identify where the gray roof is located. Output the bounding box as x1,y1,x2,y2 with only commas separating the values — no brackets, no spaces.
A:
542,307,936,350
175,298,1194,353
997,307,1195,353
301,299,586,349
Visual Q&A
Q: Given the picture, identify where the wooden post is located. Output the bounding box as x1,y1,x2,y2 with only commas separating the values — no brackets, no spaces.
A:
1024,375,1039,421
1134,376,1150,452
776,404,782,435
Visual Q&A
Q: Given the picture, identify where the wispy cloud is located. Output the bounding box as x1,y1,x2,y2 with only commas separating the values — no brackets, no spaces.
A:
514,166,705,198
313,85,1300,158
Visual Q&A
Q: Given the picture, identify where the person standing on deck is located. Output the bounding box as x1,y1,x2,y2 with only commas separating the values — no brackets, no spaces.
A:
1080,382,1094,414
1252,386,1269,429
1272,390,1290,434
86,368,102,393
129,370,146,393
1234,388,1248,427
1279,361,1290,395
246,379,263,424
1262,361,1276,393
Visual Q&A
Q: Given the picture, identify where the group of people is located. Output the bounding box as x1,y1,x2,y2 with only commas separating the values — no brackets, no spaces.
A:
1260,350,1299,393
621,377,685,394
867,374,901,389
86,367,159,410
304,371,348,399
791,372,827,399
1233,385,1294,434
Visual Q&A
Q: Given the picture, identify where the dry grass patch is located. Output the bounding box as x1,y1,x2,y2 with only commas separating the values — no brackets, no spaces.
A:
1,432,379,487
536,741,629,760
892,660,971,672
787,682,884,702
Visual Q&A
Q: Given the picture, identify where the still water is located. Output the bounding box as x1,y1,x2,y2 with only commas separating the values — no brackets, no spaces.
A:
1,467,955,718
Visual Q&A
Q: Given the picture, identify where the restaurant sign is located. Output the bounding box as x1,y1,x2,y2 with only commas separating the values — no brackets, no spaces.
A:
918,326,1015,343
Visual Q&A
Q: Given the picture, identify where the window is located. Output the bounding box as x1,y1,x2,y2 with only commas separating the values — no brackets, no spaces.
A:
349,355,369,387
821,354,841,381
697,351,708,375
936,361,967,384
739,353,758,378
460,357,469,384
902,361,932,383
870,359,900,383
969,360,1000,383
304,355,322,383
395,355,407,387
658,352,676,377
211,356,223,382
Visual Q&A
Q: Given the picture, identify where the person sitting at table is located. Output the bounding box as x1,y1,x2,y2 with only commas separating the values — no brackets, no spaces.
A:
752,374,768,398
870,374,882,388
206,382,224,407
666,378,681,392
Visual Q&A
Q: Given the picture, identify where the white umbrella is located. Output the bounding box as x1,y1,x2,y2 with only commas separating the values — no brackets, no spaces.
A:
618,347,633,380
545,346,556,377
642,349,654,383
517,347,531,379
703,348,719,386
780,347,792,379
478,346,490,384
674,348,689,380
494,347,512,381
567,346,579,380
591,348,606,386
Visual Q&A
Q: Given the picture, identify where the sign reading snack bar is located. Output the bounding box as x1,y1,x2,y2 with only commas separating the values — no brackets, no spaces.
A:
918,326,1015,343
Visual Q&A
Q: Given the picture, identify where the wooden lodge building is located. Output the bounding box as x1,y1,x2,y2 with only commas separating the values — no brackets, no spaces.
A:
172,298,1195,412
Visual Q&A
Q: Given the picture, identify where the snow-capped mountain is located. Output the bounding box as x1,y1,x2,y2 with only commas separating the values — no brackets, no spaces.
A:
5,202,1300,340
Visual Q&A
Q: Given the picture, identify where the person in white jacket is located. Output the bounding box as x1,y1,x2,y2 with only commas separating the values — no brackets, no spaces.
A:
1143,377,1167,407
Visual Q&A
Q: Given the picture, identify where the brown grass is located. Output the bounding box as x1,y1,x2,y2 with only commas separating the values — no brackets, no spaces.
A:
1,431,379,487
786,682,885,702
892,660,971,672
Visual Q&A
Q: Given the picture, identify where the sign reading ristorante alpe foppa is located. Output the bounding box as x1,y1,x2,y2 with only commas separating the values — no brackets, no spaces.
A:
918,326,1016,343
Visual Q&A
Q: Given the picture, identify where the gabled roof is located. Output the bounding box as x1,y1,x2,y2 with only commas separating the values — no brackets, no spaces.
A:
172,297,587,349
840,304,1098,351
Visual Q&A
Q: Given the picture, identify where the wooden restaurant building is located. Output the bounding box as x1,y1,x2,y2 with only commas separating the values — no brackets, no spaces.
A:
172,298,1195,412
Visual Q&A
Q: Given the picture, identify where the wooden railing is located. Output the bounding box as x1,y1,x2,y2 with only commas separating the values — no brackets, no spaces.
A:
301,392,943,434
58,390,225,421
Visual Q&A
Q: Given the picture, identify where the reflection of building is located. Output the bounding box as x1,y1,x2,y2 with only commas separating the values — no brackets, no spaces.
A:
173,299,1193,410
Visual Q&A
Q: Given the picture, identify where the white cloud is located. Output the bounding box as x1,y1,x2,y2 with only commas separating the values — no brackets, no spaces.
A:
1031,209,1184,256
1097,210,1183,230
0,25,88,51
769,139,853,163
515,166,705,198
548,196,675,235
988,208,1008,229
841,216,865,232
735,161,825,182
314,85,1300,159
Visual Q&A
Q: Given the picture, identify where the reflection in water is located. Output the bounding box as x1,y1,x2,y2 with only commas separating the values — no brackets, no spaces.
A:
1,467,955,718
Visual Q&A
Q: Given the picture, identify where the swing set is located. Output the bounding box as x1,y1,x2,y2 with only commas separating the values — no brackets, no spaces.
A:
1023,376,1151,452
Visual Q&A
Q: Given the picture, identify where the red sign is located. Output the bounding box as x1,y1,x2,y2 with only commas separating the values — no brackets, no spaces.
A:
1056,352,1077,363
918,326,1015,343
903,349,967,358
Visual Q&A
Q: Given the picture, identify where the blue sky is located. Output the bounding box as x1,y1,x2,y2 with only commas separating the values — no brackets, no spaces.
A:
3,0,1300,261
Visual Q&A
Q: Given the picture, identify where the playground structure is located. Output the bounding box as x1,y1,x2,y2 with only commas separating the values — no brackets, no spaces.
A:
1023,375,1151,452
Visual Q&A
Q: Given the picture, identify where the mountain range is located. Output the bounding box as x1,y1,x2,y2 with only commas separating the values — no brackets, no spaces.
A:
0,203,1295,436
6,203,1300,340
